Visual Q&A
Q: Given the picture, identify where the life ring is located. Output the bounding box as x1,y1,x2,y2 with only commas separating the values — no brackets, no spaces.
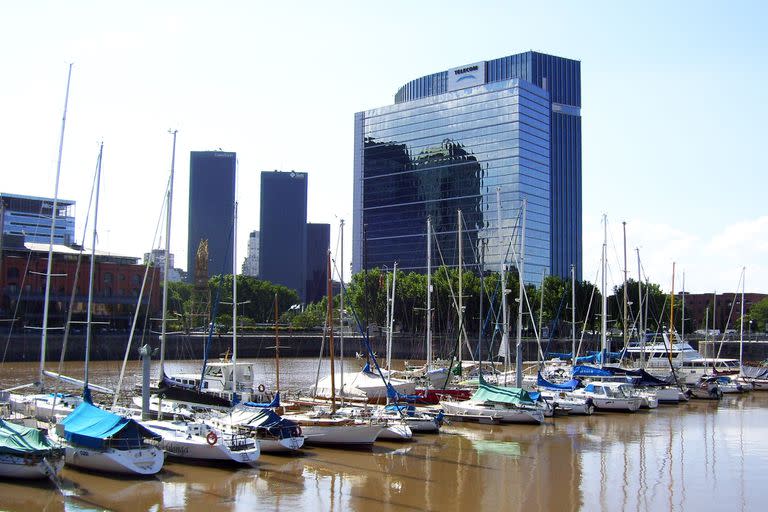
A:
206,431,218,446
257,384,266,393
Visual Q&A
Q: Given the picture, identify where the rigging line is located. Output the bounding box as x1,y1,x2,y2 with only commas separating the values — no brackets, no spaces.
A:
49,146,99,396
113,174,171,406
431,223,475,363
1,201,50,366
714,272,745,360
575,264,601,360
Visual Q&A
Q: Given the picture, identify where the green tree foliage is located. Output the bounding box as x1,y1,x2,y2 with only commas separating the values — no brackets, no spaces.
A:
748,297,768,332
609,279,667,332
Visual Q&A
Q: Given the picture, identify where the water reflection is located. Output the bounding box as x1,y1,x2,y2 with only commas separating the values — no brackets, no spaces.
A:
1,362,767,512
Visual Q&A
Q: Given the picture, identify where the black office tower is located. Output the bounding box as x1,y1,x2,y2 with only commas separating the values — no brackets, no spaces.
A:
305,223,330,303
188,151,236,282
259,171,308,302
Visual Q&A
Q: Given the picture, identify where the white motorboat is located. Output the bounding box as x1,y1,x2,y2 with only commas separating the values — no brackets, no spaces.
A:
537,391,594,415
141,419,260,464
572,382,642,412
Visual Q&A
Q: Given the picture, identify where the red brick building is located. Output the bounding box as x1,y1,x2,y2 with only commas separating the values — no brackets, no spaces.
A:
680,292,768,333
1,241,161,331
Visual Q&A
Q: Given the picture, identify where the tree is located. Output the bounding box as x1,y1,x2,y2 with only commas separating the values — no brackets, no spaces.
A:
748,297,768,332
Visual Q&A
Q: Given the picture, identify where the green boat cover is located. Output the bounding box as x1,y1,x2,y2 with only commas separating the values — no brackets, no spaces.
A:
0,419,58,456
471,374,535,405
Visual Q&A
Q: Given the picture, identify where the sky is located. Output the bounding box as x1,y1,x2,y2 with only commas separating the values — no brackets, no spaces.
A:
1,1,766,295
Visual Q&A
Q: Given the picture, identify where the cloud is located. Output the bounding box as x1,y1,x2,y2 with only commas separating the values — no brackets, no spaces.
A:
582,216,768,294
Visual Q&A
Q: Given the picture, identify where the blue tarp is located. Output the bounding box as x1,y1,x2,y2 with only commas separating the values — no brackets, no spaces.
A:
243,392,281,408
237,403,300,438
60,401,159,450
537,372,580,391
572,365,614,377
546,352,573,360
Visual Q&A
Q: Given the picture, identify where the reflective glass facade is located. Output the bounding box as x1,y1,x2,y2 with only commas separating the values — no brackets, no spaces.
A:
259,171,307,301
187,152,235,281
354,51,581,282
0,193,75,245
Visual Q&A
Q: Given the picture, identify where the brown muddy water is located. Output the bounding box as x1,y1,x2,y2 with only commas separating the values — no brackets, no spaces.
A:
1,359,766,511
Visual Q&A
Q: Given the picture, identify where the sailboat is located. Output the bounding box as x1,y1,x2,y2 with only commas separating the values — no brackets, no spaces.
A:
0,418,64,479
282,251,383,447
6,64,86,423
53,142,165,475
135,132,260,465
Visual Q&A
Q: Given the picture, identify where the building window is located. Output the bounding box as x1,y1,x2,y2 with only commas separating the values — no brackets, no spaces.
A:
131,275,140,286
6,267,20,280
104,272,113,284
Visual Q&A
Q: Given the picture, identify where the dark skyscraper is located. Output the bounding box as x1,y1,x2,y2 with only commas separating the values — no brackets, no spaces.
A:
353,51,581,282
187,151,236,282
259,171,308,301
305,223,330,304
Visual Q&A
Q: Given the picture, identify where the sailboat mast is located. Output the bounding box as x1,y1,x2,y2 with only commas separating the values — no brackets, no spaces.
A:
637,248,644,367
739,267,745,371
232,200,238,399
622,221,628,351
516,199,526,387
159,129,177,379
668,262,676,369
426,216,432,375
339,219,345,389
326,251,336,413
84,142,104,388
40,63,73,386
274,293,280,394
682,272,686,339
458,209,463,363
497,189,509,367
388,262,397,373
571,264,576,368
600,214,607,368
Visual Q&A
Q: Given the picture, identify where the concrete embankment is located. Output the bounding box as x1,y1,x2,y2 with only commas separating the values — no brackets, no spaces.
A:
2,331,766,363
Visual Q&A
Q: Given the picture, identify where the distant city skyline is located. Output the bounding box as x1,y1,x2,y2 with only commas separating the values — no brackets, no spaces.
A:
0,2,765,294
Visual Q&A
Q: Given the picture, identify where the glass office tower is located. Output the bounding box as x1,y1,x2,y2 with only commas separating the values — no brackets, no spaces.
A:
353,51,581,282
187,151,236,282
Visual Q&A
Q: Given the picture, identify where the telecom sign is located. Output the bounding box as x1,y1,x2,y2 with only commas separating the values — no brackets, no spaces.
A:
447,61,486,92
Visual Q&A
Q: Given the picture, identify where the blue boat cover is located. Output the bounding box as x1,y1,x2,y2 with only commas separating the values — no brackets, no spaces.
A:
572,365,613,377
237,403,300,438
60,401,160,450
546,352,573,360
243,392,281,408
537,372,580,391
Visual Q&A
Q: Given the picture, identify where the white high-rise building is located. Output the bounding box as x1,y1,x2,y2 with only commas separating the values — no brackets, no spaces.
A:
242,230,259,277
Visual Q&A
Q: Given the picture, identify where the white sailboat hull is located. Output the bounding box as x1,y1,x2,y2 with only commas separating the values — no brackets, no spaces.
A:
259,436,305,453
441,400,544,424
64,444,164,475
0,453,64,479
377,422,412,441
293,423,383,447
141,420,260,464
655,387,689,403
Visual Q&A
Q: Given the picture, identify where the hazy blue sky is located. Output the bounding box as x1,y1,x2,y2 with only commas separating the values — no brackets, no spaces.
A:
1,1,766,294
